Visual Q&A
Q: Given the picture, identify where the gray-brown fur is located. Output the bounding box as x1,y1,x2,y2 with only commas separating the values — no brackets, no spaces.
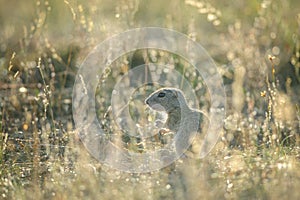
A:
145,88,203,132
145,88,204,155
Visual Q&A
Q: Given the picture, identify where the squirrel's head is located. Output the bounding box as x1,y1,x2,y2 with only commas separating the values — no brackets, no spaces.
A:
145,88,188,113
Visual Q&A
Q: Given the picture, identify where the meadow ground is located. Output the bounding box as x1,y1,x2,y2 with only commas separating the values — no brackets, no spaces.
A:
0,0,299,199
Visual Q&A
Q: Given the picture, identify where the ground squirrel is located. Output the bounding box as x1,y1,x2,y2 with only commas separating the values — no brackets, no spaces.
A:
145,87,205,156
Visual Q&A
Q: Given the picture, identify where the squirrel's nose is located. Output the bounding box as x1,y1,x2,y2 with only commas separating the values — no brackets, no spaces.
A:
145,98,149,105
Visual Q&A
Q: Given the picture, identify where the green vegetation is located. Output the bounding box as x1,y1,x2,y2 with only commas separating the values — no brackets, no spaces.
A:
0,0,299,199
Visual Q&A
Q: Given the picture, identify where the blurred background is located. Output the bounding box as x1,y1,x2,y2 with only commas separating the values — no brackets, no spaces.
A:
0,0,299,199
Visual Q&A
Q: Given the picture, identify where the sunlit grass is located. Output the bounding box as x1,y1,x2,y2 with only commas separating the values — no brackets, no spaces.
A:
0,0,299,199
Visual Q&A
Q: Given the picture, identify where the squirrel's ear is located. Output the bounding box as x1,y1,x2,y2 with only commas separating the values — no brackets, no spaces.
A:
173,90,179,98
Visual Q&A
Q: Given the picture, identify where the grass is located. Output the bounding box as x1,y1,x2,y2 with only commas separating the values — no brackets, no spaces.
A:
0,0,299,199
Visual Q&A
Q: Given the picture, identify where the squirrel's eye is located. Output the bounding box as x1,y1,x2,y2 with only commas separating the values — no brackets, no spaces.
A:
158,92,166,98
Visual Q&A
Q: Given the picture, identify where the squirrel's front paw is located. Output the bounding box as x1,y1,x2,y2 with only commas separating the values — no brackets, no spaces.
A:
159,128,171,135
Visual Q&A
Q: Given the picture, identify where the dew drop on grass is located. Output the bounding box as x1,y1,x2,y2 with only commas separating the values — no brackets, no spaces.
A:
19,87,28,93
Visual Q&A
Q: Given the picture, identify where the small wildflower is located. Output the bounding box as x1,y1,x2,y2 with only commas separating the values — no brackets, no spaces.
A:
268,54,276,61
